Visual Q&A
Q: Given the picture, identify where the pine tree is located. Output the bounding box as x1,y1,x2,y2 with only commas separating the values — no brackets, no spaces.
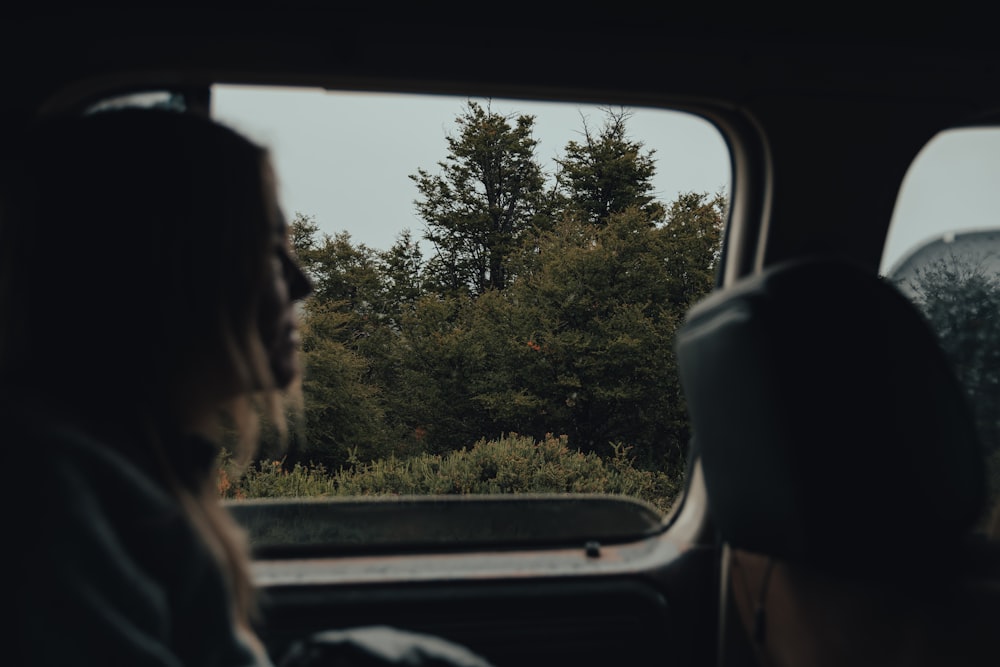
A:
555,107,665,226
411,100,547,295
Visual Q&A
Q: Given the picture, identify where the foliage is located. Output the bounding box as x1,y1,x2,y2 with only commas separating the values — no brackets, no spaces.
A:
279,104,727,479
221,433,681,514
382,292,493,453
490,202,722,472
288,299,392,469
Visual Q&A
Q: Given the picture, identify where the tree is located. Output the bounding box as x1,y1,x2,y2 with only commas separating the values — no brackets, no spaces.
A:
411,100,548,295
554,107,665,226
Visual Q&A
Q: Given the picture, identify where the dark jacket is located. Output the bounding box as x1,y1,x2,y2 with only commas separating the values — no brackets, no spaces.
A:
8,402,493,667
14,413,268,667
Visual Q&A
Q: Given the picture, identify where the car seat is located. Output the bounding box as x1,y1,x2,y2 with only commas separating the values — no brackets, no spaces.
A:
674,256,996,666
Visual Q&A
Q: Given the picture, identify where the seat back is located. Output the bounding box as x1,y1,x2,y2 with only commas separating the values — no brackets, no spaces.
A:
674,256,987,578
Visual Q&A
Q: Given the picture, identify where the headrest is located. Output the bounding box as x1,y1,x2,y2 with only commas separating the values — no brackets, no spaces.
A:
675,257,986,577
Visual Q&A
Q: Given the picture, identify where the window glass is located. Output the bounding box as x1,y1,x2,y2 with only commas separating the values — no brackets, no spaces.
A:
882,127,1000,537
210,84,731,537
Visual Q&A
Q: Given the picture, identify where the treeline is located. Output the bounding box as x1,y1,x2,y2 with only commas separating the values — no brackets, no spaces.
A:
274,101,726,479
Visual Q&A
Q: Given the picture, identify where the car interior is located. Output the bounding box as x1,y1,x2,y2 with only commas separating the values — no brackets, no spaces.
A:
4,10,999,667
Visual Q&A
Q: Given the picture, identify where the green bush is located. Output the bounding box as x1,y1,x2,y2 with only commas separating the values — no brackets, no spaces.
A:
219,432,681,514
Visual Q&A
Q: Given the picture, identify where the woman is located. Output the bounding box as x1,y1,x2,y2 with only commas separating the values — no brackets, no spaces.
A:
1,108,492,667
0,107,311,665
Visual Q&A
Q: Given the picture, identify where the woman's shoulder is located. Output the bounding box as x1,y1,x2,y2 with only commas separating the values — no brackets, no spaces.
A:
22,418,175,515
9,406,266,665
6,402,206,579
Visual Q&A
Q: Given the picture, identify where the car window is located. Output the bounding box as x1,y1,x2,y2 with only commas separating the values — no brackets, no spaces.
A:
207,86,732,482
162,84,729,549
882,127,1000,537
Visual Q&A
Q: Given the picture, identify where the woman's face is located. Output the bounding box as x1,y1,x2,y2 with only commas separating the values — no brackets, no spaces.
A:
258,209,312,389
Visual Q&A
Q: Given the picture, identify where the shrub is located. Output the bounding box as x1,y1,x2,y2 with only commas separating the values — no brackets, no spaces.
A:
219,433,681,514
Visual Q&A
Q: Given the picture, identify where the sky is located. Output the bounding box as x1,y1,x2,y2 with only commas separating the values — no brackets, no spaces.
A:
211,84,730,245
883,127,1000,273
211,84,1000,276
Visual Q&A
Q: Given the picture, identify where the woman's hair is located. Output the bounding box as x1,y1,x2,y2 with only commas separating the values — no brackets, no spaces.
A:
0,106,298,626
